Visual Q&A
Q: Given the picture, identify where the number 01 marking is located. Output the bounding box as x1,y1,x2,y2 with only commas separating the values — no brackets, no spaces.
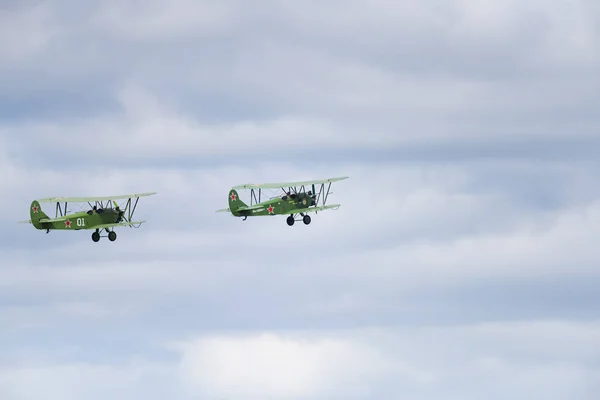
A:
76,218,85,227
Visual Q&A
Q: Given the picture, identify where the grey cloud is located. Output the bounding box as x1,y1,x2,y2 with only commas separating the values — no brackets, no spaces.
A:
5,103,600,171
2,0,600,399
1,0,598,138
2,185,599,332
3,159,594,253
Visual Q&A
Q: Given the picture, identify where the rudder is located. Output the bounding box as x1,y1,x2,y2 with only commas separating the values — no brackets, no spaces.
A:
228,189,247,216
30,200,49,229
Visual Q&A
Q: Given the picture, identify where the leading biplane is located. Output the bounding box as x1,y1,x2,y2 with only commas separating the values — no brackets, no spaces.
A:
216,176,348,226
20,192,156,242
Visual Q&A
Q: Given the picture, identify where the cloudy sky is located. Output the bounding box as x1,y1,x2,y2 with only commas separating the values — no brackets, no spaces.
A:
1,0,600,398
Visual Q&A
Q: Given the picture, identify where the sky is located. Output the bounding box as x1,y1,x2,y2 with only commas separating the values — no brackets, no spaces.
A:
1,0,600,399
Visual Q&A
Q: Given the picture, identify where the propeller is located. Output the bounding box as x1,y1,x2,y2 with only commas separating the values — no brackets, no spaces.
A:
308,190,317,206
113,200,125,223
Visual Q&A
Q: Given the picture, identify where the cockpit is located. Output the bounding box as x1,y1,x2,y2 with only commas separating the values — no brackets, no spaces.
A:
281,191,316,206
87,205,112,215
282,191,298,200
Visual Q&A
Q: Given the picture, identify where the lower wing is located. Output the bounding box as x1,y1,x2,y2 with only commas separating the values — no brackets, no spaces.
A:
287,204,341,214
84,221,146,229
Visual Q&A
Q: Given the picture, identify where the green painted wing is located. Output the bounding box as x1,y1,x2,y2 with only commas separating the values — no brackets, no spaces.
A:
84,221,146,229
232,176,348,190
287,204,341,214
37,192,157,203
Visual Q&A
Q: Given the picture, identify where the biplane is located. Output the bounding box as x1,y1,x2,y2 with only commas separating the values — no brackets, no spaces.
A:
20,192,156,242
216,176,348,226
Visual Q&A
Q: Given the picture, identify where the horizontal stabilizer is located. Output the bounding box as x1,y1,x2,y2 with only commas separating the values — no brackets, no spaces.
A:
288,204,341,214
234,204,265,212
39,216,68,223
17,220,32,224
215,208,230,213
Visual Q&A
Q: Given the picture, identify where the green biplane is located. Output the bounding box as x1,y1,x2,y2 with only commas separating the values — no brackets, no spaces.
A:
20,192,156,242
216,176,348,226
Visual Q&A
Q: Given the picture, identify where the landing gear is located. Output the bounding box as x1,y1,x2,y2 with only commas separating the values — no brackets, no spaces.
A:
91,229,117,242
286,214,312,226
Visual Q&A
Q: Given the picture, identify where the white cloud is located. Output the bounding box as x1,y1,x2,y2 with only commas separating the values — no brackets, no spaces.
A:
176,332,403,398
2,321,598,399
2,322,596,399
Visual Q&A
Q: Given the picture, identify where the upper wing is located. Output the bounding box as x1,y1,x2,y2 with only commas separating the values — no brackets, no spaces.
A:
37,192,157,203
287,204,341,214
231,176,348,190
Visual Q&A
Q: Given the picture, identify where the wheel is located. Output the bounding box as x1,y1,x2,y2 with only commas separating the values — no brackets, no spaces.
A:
286,216,295,226
108,231,117,241
303,215,311,225
91,232,100,242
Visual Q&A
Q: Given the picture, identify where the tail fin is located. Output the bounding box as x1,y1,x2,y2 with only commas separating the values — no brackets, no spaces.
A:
228,189,247,216
30,200,49,229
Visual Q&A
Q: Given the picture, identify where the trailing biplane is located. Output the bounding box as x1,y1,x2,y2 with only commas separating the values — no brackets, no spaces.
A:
216,176,348,226
20,192,156,242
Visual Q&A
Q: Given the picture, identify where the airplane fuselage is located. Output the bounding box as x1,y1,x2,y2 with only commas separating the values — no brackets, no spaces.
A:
234,192,315,217
30,200,124,230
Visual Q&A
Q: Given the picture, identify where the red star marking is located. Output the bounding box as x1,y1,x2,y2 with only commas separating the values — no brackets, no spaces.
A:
65,219,72,228
32,205,38,213
230,192,236,201
267,205,274,214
